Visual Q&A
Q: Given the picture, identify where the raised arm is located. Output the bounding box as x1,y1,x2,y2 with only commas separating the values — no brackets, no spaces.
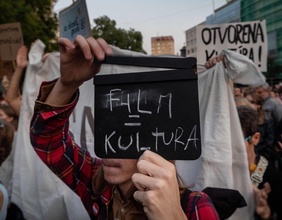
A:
30,36,112,217
45,35,112,106
5,45,28,115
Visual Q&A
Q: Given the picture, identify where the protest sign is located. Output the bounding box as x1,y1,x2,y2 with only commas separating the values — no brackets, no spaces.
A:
59,0,91,42
0,22,23,61
196,20,267,71
94,56,201,160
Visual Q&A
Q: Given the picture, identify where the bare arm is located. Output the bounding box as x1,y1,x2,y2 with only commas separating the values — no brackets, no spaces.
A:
5,45,28,115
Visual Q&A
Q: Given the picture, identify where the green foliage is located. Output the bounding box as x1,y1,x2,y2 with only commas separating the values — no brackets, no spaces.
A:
266,57,282,84
0,0,58,52
92,16,146,54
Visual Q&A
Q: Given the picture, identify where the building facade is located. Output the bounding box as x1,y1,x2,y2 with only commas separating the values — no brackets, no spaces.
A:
185,25,198,58
151,36,175,55
185,0,240,58
241,0,282,73
184,0,282,77
206,0,240,25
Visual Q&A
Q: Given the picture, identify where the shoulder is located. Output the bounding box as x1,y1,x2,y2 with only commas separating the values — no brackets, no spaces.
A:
188,191,213,204
184,191,219,220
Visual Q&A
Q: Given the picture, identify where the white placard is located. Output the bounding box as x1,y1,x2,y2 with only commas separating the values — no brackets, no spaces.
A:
196,20,268,72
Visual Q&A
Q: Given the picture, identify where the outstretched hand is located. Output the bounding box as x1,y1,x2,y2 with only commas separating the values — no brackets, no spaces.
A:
16,45,28,69
58,35,112,88
132,151,186,220
45,36,112,106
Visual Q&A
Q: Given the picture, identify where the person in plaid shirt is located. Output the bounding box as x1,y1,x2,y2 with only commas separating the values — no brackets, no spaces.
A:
30,35,220,220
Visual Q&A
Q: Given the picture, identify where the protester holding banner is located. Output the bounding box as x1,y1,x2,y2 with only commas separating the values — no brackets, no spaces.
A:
29,35,223,220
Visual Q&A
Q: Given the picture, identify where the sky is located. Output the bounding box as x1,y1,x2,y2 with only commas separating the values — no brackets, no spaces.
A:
54,0,228,55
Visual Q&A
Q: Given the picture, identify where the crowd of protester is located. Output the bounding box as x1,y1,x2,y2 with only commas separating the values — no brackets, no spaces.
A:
234,83,282,171
233,83,282,219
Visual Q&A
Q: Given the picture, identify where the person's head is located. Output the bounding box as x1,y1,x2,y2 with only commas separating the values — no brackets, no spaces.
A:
234,96,251,108
243,87,265,125
245,93,263,110
255,83,270,100
234,87,243,97
277,86,282,100
270,90,276,98
0,120,14,166
0,104,18,130
237,106,260,152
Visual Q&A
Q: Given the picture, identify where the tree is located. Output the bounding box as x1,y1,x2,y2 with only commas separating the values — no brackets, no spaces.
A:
0,0,58,51
92,16,146,54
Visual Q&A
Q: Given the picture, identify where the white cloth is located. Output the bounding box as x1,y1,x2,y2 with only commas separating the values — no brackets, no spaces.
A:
176,49,266,220
11,40,90,220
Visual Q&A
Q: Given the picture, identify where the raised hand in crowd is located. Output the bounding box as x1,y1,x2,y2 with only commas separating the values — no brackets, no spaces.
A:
5,45,28,116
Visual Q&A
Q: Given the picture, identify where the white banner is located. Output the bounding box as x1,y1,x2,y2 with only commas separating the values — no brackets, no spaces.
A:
196,20,268,72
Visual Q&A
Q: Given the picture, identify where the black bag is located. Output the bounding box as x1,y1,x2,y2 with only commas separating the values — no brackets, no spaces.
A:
181,187,247,220
6,202,26,220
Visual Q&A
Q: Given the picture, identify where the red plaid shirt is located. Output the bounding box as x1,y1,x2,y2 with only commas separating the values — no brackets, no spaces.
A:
30,80,219,220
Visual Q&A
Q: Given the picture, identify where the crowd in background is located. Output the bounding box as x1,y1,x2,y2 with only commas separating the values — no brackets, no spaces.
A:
234,82,282,171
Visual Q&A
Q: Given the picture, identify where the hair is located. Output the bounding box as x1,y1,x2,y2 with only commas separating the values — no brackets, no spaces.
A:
234,96,251,107
243,87,265,124
237,105,258,138
0,120,14,166
277,86,282,95
243,87,256,97
0,104,18,130
256,83,270,91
